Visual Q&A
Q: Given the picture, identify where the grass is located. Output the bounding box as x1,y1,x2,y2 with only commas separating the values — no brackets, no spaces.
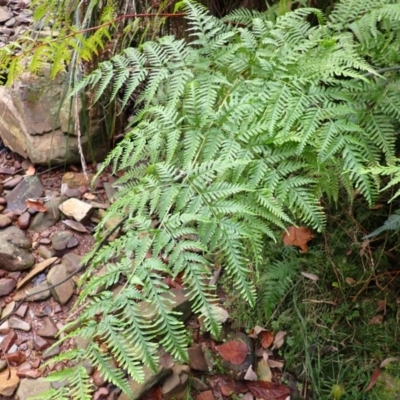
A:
223,196,400,399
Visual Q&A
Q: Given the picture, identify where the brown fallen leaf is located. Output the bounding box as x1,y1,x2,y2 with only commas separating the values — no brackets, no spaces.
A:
260,330,274,349
365,368,380,392
25,165,36,176
267,359,285,369
26,199,47,213
246,381,291,399
301,271,319,281
272,331,286,350
376,300,386,314
196,390,216,400
216,341,249,365
368,315,384,325
257,357,272,382
282,226,314,253
345,277,356,285
380,357,399,368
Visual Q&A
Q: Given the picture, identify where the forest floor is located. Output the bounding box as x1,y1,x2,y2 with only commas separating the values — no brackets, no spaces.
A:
1,143,400,400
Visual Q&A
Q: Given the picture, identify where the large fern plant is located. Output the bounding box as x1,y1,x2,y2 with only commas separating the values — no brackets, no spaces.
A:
34,0,400,398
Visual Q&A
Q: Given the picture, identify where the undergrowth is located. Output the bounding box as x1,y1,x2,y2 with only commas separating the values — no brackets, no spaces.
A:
225,195,400,399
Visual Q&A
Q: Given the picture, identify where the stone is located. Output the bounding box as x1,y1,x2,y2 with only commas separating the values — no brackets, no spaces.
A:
0,277,16,296
17,211,31,229
25,281,51,301
16,377,52,399
15,303,28,318
37,245,55,259
9,315,31,331
33,333,49,351
37,317,58,338
188,346,209,372
59,198,93,222
29,196,65,232
62,172,95,189
5,176,43,214
103,182,117,203
0,7,13,23
0,359,6,373
47,264,74,304
62,252,83,274
43,345,60,359
0,214,12,228
0,67,108,165
162,365,190,399
51,231,75,251
0,367,19,397
1,330,17,352
74,335,91,350
0,320,10,334
17,362,41,378
118,364,172,400
92,369,106,386
0,226,34,271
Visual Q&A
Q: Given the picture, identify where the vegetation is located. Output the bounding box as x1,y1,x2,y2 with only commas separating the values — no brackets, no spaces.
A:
5,0,400,398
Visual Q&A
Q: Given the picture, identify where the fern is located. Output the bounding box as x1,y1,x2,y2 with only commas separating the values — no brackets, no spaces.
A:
35,0,400,398
364,210,400,238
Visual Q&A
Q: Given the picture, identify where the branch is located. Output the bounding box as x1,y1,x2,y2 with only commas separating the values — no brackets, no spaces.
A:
363,65,400,78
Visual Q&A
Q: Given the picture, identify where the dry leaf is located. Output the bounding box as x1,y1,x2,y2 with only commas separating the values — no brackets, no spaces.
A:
216,341,248,365
244,365,258,381
282,226,314,253
345,277,356,285
246,381,291,399
301,271,319,281
83,192,97,200
376,300,386,314
25,165,35,176
26,199,47,213
196,390,216,400
272,331,286,350
260,330,274,349
200,305,229,323
368,315,384,325
257,358,272,382
380,357,399,368
365,368,380,392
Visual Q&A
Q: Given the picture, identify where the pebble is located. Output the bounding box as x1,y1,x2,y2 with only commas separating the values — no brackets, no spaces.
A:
33,334,49,351
51,231,75,251
3,175,23,189
9,316,31,331
0,278,16,296
59,198,93,222
37,317,58,338
0,214,12,228
17,212,30,229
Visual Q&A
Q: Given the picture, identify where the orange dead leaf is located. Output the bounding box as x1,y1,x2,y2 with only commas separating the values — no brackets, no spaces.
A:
365,368,380,392
282,226,314,253
216,341,249,365
368,315,384,325
25,165,36,176
25,199,47,213
260,331,274,349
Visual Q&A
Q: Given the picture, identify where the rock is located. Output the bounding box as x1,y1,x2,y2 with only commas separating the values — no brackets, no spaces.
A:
17,212,31,229
33,333,49,351
103,182,117,203
51,231,76,252
47,264,74,304
62,172,95,189
188,346,209,372
192,377,209,392
0,7,13,23
15,303,28,317
74,335,91,350
196,390,216,400
98,209,122,241
16,377,52,399
0,359,6,373
1,330,17,352
61,184,82,199
5,351,26,365
0,67,108,165
37,317,58,338
9,315,31,331
0,214,12,228
0,226,35,271
43,345,60,359
5,175,43,214
162,365,190,399
62,252,83,274
17,361,41,378
0,277,16,296
29,196,65,232
118,363,173,400
66,235,79,248
0,367,19,397
25,281,51,301
220,332,255,380
37,245,55,259
59,198,93,222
